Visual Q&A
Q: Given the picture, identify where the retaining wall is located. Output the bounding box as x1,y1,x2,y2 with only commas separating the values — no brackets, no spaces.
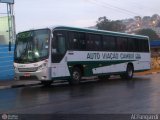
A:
0,45,14,80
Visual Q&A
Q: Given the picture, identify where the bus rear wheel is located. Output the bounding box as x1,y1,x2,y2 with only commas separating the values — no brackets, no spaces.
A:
121,64,134,79
126,64,134,79
69,67,82,85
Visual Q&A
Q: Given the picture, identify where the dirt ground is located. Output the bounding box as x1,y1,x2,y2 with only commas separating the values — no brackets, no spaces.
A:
135,68,160,76
135,57,160,76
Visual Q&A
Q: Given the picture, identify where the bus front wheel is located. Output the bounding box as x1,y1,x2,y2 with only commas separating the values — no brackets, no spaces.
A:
69,67,82,85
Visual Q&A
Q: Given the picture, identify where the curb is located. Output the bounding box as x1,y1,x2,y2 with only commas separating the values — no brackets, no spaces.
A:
0,83,41,90
151,72,159,74
0,72,160,90
0,85,11,90
135,71,160,76
148,71,160,75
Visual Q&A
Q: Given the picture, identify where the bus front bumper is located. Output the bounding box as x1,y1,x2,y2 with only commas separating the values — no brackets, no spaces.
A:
14,68,51,81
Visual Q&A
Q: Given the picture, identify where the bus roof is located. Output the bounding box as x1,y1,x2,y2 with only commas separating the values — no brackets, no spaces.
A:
17,26,149,40
52,26,149,40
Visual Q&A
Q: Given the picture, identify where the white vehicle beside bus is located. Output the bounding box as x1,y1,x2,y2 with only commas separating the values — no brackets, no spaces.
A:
14,26,151,85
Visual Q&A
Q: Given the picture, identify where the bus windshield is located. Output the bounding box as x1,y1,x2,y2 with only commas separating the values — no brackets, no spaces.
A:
14,29,50,63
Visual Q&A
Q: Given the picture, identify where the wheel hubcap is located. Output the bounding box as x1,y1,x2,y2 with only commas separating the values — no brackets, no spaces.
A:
73,71,80,80
128,68,133,77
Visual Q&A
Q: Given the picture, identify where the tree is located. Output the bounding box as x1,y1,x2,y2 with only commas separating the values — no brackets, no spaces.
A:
136,29,160,40
142,16,151,21
151,14,160,21
96,16,126,32
156,21,160,27
134,16,142,21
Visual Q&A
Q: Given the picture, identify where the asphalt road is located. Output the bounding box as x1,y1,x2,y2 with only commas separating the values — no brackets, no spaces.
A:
0,74,160,114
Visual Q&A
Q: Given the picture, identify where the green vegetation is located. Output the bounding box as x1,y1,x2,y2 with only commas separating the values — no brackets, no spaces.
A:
96,16,126,32
95,14,160,40
136,29,159,41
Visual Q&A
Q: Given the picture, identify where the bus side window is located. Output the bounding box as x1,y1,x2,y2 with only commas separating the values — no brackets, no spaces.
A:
117,37,127,52
78,32,86,50
135,39,140,52
138,39,149,52
68,32,86,51
127,38,136,52
69,32,77,50
138,39,142,52
143,40,149,52
87,34,102,51
103,35,116,51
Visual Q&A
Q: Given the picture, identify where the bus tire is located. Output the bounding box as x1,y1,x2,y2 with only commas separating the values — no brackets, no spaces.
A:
69,67,82,85
126,64,134,79
41,80,53,86
121,64,134,80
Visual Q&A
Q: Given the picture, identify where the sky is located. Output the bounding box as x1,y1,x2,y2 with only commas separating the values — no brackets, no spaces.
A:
1,0,160,32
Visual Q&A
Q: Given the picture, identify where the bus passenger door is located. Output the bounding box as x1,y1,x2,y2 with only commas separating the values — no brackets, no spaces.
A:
51,31,70,79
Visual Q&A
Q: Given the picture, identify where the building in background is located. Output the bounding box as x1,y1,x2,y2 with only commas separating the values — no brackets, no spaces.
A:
0,1,15,80
124,14,160,37
0,16,9,44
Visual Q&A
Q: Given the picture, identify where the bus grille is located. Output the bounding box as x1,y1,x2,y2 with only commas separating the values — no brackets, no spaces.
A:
20,76,38,80
18,67,38,72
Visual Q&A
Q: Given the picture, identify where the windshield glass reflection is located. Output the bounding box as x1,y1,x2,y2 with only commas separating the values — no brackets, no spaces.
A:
14,29,50,63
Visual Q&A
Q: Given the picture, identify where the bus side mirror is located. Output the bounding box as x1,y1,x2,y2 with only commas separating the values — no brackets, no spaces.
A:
9,41,11,51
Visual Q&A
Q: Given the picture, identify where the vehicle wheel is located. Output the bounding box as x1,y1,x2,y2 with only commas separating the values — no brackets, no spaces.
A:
121,64,134,80
120,65,134,79
98,75,110,80
41,80,53,86
69,67,82,85
126,64,134,79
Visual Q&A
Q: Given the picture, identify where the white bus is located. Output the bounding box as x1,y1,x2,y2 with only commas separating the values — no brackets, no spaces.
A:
14,26,151,85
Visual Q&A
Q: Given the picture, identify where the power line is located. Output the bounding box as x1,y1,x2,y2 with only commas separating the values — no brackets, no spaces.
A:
109,0,160,15
86,0,141,17
96,0,140,16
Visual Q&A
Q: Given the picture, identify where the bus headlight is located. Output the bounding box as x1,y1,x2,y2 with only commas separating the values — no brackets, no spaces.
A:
14,65,18,71
37,63,47,71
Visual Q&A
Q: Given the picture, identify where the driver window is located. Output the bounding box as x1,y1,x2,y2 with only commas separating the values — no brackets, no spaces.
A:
52,31,66,54
52,30,66,63
57,35,66,54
